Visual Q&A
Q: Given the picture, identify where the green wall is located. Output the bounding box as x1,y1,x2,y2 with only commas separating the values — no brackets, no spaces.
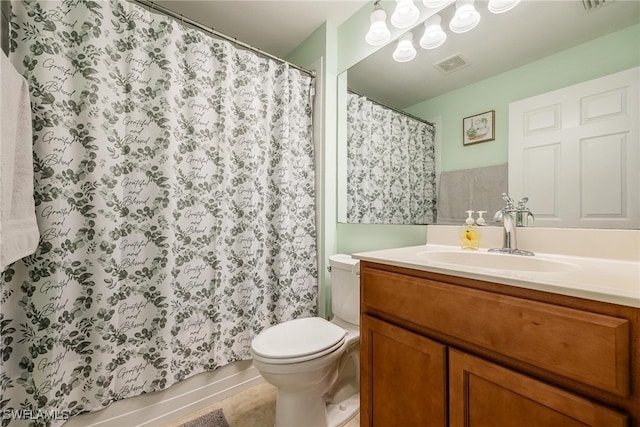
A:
334,23,639,255
336,223,428,254
287,22,339,318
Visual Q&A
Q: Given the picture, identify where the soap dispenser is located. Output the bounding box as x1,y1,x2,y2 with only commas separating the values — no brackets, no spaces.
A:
476,211,487,226
460,210,480,250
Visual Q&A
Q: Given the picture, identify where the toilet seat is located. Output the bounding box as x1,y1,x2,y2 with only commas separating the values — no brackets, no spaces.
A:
252,317,347,364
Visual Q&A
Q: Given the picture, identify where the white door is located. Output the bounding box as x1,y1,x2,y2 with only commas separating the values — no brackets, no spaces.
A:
509,67,639,229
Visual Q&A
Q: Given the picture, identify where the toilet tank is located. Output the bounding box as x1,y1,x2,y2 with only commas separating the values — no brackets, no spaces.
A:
329,254,360,326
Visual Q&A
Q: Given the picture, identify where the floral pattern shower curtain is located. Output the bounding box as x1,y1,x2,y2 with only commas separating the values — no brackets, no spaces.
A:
346,92,436,224
0,0,317,424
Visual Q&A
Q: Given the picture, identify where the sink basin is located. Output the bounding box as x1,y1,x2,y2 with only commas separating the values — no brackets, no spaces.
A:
417,250,577,273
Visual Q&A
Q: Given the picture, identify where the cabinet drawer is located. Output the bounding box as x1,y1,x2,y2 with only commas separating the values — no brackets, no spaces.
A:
362,267,630,396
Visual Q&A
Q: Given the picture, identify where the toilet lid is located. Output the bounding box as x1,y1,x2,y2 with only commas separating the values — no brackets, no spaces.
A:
252,317,347,359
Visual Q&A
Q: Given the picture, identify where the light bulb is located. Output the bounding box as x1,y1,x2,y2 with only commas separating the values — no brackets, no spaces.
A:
391,0,420,29
449,0,480,33
393,32,417,62
488,0,521,13
423,0,453,8
419,14,446,49
365,5,391,46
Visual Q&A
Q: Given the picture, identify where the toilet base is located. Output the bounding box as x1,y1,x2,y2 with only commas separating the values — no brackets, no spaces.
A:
326,392,359,427
274,389,359,427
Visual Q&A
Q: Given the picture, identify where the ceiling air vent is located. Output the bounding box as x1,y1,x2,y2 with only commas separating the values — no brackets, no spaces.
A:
582,0,610,11
434,54,471,74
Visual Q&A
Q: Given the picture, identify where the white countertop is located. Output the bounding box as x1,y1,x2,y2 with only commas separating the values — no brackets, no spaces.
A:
352,232,640,308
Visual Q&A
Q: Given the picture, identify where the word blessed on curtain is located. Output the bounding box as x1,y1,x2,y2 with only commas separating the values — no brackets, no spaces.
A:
1,0,318,424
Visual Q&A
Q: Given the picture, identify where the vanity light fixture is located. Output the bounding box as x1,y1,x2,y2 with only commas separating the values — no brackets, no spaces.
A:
487,0,521,14
365,1,392,46
423,0,454,8
366,0,520,62
391,0,420,29
449,0,481,33
419,14,446,49
393,32,417,62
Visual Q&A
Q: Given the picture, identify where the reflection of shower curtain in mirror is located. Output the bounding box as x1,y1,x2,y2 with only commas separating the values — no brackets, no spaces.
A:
346,92,436,224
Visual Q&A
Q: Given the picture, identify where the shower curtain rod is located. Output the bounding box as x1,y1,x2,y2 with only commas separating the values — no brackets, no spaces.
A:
131,0,316,78
348,89,434,127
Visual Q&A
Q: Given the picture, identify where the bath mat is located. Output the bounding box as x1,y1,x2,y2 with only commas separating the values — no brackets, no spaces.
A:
178,408,229,427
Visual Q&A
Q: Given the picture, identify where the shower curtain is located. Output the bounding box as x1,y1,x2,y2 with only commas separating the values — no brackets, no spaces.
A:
346,92,436,224
0,0,317,424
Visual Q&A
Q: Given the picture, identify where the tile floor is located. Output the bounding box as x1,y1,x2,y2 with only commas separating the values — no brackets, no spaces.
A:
167,382,360,427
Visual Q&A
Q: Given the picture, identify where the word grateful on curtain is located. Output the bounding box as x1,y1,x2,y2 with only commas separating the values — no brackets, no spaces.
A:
346,92,437,225
0,0,317,424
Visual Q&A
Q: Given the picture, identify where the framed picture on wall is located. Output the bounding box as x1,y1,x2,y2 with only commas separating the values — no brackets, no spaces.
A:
463,110,495,145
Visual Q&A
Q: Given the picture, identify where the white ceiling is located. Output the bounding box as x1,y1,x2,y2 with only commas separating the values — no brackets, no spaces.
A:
155,0,369,58
152,0,639,109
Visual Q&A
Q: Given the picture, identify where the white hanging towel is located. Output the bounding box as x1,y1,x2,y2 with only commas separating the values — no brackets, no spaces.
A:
0,51,39,271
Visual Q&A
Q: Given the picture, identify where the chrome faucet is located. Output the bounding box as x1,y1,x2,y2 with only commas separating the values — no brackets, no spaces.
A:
488,193,535,256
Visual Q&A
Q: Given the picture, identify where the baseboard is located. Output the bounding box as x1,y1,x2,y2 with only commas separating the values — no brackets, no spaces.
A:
64,360,263,427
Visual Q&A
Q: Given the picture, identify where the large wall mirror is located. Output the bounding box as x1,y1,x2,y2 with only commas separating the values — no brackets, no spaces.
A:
337,0,640,228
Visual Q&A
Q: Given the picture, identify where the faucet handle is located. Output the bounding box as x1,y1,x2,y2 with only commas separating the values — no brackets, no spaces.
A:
501,193,516,211
517,197,530,210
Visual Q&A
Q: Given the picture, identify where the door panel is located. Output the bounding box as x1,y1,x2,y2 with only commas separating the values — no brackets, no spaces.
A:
509,67,639,228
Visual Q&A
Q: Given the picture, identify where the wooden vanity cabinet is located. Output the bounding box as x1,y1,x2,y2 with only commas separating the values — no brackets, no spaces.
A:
360,315,447,427
360,261,639,427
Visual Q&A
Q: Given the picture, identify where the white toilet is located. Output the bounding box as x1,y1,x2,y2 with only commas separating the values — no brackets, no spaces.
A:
251,254,360,427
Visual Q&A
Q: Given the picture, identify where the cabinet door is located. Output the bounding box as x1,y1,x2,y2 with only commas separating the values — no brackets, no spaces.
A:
361,315,447,427
449,349,628,427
